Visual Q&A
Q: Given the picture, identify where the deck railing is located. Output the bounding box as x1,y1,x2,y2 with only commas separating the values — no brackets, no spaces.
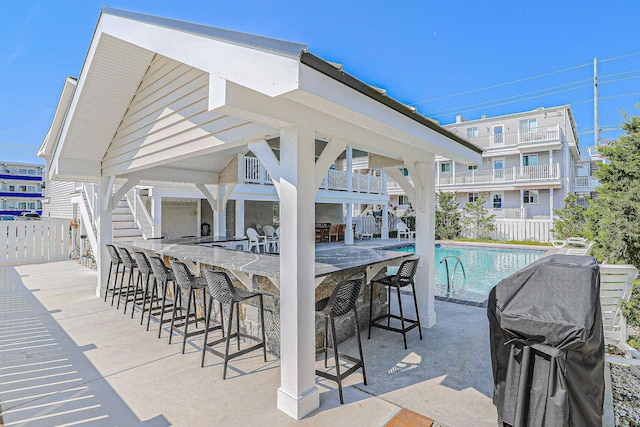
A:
465,124,563,150
574,176,600,192
439,163,560,186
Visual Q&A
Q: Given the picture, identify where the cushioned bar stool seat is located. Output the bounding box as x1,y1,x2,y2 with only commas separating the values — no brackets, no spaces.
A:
315,275,367,404
170,260,218,354
202,269,267,379
368,257,422,349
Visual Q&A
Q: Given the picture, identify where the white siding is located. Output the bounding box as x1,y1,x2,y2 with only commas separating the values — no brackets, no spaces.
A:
41,181,75,220
102,55,257,175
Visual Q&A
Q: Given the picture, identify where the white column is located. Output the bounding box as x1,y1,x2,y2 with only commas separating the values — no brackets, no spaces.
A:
520,189,524,210
150,195,162,238
214,185,226,238
277,127,319,419
345,147,354,244
196,199,202,237
414,160,437,328
235,199,245,238
549,188,554,218
95,175,113,298
381,171,389,239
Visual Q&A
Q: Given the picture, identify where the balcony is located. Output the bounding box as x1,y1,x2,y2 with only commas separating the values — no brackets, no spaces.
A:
574,176,600,193
243,156,385,194
438,164,561,187
466,124,564,150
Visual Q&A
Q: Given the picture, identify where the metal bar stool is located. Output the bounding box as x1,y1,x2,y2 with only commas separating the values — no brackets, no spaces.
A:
368,257,422,349
316,275,367,404
147,256,178,337
114,246,138,312
169,260,216,354
104,244,122,305
201,269,267,379
130,252,159,325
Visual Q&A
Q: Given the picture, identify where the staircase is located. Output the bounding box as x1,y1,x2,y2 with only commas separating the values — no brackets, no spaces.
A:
73,185,143,259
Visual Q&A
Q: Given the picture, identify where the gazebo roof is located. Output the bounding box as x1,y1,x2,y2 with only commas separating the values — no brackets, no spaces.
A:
46,7,481,184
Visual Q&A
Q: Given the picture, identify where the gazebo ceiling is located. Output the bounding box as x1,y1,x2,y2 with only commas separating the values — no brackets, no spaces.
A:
48,7,481,185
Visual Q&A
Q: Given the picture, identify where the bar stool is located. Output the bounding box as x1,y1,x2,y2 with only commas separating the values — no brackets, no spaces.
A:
130,252,157,324
169,261,216,354
104,244,122,305
202,269,267,379
147,256,178,338
316,275,367,404
368,257,422,349
114,246,138,312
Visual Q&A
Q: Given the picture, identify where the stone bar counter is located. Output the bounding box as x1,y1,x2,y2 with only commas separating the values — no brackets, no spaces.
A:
122,237,414,354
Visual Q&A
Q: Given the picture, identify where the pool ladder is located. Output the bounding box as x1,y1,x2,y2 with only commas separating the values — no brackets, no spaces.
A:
439,256,466,293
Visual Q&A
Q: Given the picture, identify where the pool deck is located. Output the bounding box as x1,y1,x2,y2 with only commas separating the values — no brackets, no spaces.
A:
0,260,498,426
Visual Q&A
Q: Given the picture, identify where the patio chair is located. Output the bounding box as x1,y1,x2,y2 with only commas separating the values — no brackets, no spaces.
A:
169,261,215,354
201,269,267,379
147,256,178,338
104,244,122,305
328,223,340,242
355,222,373,240
114,246,139,312
396,221,415,241
599,264,638,347
566,241,595,256
263,225,279,253
551,236,588,248
247,228,267,253
368,257,422,349
316,275,367,404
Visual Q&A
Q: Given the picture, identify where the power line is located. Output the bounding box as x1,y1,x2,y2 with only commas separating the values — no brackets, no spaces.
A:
600,69,640,79
426,83,593,117
600,51,640,63
410,62,592,105
425,79,592,116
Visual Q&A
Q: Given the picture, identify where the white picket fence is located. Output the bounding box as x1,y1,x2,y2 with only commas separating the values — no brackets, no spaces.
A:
0,219,71,265
490,219,554,242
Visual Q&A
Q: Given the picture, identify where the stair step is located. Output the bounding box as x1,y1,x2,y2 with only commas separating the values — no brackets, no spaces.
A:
113,228,143,238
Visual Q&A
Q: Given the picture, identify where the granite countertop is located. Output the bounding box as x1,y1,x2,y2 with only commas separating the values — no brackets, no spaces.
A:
123,238,412,279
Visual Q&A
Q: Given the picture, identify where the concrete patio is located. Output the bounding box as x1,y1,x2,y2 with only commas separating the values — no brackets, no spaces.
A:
0,260,497,426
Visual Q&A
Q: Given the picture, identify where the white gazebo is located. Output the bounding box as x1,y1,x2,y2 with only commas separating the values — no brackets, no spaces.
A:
46,8,481,419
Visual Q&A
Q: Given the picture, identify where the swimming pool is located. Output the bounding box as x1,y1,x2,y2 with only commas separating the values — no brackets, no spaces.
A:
390,244,545,303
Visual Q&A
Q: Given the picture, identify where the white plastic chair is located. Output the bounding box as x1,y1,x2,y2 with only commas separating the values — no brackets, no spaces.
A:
396,221,415,241
599,264,638,347
566,241,595,256
355,222,373,240
263,225,279,253
246,228,267,253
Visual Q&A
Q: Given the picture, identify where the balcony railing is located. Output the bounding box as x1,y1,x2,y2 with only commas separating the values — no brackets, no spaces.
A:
574,176,600,192
439,163,561,186
243,156,385,194
466,124,563,150
488,208,527,219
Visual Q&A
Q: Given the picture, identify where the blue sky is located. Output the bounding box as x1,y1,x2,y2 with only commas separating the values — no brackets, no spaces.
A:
1,1,639,165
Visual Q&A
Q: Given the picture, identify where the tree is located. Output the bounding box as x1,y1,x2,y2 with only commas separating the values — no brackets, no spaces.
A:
586,112,640,266
552,194,587,239
435,191,461,239
462,194,495,239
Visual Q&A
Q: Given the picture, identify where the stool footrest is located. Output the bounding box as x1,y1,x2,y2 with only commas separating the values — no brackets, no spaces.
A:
203,332,265,363
370,313,420,334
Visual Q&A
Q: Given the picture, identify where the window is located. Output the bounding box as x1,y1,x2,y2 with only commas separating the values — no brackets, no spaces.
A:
523,190,539,204
493,125,504,144
19,185,27,192
8,185,15,192
18,168,27,175
27,202,36,209
468,165,478,170
468,192,479,203
28,169,36,175
492,193,503,209
440,162,451,173
467,127,478,138
522,154,538,167
18,202,26,209
27,185,36,192
519,118,537,131
398,195,410,206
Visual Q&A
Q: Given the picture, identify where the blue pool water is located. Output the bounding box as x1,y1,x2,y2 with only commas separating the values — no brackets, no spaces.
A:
390,245,545,303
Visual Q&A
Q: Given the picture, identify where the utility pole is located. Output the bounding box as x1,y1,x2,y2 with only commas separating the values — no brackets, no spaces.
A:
594,57,599,147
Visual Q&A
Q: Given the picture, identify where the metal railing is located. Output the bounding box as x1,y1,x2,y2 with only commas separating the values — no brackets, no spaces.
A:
439,163,560,186
466,124,563,149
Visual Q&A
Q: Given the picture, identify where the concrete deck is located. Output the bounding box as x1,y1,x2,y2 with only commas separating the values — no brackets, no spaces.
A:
0,260,497,426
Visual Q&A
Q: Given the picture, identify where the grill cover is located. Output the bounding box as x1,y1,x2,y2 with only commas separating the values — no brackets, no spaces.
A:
487,255,604,427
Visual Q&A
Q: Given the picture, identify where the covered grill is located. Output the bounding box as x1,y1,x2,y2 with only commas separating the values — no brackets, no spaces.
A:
487,254,604,426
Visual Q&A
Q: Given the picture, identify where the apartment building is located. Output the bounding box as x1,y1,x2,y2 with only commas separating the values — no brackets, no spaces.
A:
0,161,44,217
